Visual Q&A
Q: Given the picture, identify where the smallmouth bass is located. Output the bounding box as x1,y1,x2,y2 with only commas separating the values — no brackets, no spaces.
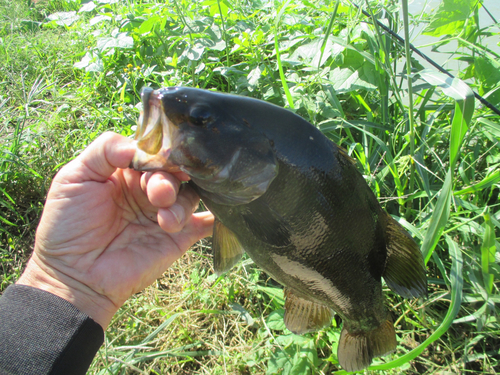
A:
131,87,427,371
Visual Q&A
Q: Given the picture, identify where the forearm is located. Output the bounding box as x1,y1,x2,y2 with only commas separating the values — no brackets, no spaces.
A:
0,284,104,375
17,255,118,329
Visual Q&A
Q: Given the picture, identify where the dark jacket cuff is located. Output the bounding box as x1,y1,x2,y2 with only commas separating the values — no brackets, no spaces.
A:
0,284,104,375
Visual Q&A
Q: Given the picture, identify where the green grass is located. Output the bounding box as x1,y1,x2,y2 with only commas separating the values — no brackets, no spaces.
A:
1,0,500,373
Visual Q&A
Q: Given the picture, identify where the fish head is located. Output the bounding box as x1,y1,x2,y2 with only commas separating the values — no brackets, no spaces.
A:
131,87,279,205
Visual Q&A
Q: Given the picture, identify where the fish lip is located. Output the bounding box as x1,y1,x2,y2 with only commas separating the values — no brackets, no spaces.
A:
130,88,181,173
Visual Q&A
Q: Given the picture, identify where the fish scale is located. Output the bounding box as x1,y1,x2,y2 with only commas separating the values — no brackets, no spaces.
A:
131,86,427,371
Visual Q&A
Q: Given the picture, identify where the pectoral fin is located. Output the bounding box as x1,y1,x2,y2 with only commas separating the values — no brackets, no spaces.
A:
213,219,245,275
283,289,334,334
383,215,427,299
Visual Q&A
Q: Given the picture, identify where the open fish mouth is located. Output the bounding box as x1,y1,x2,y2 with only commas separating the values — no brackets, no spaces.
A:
130,88,180,172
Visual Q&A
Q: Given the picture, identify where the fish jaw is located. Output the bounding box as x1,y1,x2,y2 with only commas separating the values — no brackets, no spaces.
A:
131,86,279,205
130,88,181,173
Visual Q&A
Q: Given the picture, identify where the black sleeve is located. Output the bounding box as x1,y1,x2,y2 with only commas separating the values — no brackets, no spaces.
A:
0,284,104,375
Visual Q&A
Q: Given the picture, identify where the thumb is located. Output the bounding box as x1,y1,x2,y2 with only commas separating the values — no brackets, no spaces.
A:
57,132,137,184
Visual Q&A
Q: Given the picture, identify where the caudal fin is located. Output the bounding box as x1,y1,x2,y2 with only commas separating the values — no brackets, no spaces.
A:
337,319,397,372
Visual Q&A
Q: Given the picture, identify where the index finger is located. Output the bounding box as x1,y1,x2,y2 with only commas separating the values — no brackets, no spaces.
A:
57,132,136,184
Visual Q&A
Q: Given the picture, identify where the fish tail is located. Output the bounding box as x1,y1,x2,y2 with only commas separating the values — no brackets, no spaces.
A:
337,319,397,372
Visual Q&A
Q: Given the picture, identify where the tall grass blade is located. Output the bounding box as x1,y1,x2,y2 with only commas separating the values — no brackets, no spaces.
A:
421,169,453,264
481,209,496,295
317,1,339,71
106,313,181,373
274,0,295,109
140,313,181,344
401,0,416,217
454,170,500,196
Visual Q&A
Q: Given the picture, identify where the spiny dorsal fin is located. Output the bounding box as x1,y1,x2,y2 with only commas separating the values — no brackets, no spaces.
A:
213,219,244,275
338,318,397,372
383,215,427,299
337,146,357,166
283,289,334,334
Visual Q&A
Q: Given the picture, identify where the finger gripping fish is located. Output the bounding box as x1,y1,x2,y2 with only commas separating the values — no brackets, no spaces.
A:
131,86,427,371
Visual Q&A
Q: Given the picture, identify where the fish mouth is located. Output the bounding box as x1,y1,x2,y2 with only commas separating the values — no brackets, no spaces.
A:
130,88,181,172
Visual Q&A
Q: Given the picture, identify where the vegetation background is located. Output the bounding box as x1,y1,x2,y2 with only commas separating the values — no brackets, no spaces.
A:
1,0,499,373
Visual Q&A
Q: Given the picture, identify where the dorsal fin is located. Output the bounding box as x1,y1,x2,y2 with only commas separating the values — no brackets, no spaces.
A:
283,289,334,334
383,215,427,299
337,146,357,166
213,219,245,275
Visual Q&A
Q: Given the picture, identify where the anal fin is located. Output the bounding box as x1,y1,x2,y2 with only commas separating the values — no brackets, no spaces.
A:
338,319,397,372
213,219,244,275
383,215,427,299
283,289,334,334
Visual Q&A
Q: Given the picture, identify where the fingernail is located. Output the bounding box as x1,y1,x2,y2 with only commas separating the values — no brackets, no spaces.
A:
169,203,185,224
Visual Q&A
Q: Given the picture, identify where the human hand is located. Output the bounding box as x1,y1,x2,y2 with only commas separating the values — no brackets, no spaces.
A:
17,132,214,328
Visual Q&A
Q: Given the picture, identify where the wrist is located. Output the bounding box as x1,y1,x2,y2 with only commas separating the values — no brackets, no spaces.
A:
17,255,118,329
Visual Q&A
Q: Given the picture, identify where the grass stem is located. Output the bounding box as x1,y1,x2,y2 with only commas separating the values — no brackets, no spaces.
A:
402,0,416,218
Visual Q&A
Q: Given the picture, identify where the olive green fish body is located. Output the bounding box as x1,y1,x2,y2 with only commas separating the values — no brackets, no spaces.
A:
195,142,389,332
131,87,427,371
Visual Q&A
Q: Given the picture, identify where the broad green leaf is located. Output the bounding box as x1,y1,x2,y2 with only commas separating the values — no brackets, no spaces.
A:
266,309,286,331
418,69,474,103
73,52,104,72
329,64,377,93
96,33,134,51
183,45,205,61
254,286,285,306
89,15,111,26
20,20,42,31
290,340,317,375
473,57,500,88
248,65,263,87
423,0,475,37
79,1,96,12
288,39,332,68
267,335,317,375
137,15,162,34
267,348,291,375
46,11,80,26
275,333,311,346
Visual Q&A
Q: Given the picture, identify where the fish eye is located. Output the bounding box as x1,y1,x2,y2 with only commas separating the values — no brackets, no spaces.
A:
189,106,213,127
